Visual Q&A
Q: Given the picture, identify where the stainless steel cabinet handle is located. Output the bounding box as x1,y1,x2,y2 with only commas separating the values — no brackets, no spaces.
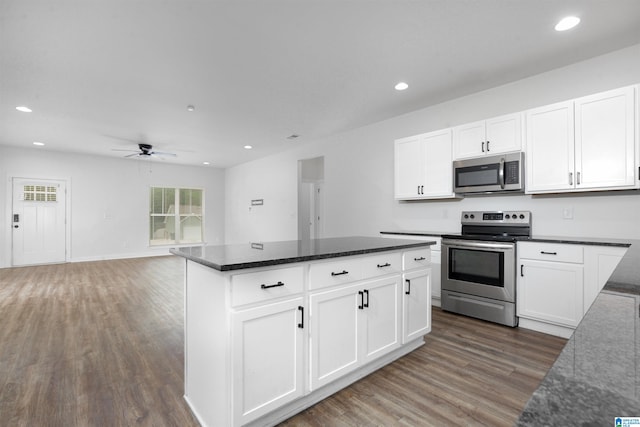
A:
569,172,573,185
577,171,581,185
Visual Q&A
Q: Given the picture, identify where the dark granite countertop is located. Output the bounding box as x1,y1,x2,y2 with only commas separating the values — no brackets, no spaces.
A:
381,230,631,247
170,236,435,271
380,230,454,237
517,239,640,425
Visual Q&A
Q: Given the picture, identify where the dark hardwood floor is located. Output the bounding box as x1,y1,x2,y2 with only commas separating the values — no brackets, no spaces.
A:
0,257,567,426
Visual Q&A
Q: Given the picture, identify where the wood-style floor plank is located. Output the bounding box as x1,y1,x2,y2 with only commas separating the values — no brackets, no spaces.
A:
0,257,566,426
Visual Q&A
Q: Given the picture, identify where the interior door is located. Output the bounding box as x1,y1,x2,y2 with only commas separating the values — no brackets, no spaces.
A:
12,178,67,266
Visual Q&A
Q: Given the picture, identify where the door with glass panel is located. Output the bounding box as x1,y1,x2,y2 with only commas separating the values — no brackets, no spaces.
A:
12,178,67,266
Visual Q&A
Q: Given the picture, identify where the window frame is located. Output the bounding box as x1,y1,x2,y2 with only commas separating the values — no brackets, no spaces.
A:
149,186,205,247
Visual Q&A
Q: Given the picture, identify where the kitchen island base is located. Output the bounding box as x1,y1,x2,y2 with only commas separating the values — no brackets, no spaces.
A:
185,339,424,427
173,237,434,427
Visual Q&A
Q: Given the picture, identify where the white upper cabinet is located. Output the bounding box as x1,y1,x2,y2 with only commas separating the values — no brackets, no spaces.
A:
453,112,523,159
575,86,637,190
394,128,454,200
525,100,575,192
526,85,638,194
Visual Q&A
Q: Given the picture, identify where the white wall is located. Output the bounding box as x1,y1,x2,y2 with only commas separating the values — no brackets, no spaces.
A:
0,146,225,268
225,43,640,244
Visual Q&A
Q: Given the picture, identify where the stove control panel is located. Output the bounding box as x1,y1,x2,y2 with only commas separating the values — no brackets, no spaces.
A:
461,211,531,226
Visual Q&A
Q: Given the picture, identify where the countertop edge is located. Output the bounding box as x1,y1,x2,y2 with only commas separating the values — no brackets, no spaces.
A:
170,239,435,272
381,231,632,247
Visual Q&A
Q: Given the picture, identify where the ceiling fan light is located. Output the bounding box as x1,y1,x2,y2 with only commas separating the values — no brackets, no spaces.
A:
555,16,580,31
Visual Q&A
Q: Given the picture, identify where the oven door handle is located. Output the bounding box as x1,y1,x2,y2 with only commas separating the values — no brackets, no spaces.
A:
499,157,505,189
442,240,515,250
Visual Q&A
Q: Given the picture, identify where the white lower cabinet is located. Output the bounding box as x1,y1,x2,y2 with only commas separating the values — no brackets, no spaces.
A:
402,268,431,343
517,242,627,338
232,298,305,425
518,258,584,329
309,276,401,391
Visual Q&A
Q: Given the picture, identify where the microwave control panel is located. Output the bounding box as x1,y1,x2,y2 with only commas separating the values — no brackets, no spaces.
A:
505,161,520,184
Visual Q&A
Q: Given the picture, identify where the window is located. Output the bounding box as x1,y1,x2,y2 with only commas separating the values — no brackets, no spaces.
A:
150,187,203,246
23,185,57,202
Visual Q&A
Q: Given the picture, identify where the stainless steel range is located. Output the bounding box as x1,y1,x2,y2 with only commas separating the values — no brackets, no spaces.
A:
440,211,532,327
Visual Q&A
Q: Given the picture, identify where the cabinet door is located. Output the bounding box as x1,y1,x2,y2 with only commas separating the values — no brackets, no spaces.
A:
583,245,627,313
394,135,424,199
360,277,401,363
232,298,304,425
309,284,360,390
402,269,431,343
485,112,522,155
431,250,441,305
525,101,575,193
517,260,583,327
422,129,454,198
575,86,637,190
453,120,485,159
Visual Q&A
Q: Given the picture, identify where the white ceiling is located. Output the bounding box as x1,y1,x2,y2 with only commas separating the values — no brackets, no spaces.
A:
2,1,640,168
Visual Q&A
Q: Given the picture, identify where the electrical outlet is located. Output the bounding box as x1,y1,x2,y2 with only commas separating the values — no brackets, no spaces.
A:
562,208,573,219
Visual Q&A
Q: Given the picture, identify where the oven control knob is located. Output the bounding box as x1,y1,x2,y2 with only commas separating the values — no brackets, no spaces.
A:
519,214,525,219
470,214,475,219
505,214,510,219
464,214,469,219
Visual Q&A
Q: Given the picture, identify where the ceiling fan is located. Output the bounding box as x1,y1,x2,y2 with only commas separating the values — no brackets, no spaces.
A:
113,143,177,158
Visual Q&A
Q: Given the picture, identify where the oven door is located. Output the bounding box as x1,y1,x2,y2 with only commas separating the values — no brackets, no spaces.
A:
441,239,516,302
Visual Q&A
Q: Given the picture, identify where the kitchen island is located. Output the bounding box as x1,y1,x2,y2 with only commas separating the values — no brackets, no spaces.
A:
171,236,435,427
517,239,640,425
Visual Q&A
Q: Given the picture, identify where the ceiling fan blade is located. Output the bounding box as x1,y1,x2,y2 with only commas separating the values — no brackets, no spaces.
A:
151,151,177,157
112,148,139,152
124,153,140,158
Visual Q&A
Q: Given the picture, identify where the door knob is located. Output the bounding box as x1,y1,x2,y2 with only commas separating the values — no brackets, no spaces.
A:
14,225,19,228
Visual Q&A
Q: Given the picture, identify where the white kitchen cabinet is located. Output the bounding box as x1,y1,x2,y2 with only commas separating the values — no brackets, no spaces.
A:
453,112,523,159
583,245,628,312
526,85,638,194
182,245,431,427
402,268,431,344
381,234,441,307
394,129,455,200
232,298,305,425
309,276,401,390
518,258,584,328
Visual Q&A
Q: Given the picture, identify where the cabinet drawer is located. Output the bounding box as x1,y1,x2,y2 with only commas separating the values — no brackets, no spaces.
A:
518,242,583,263
403,249,431,270
361,252,402,279
309,258,362,290
231,266,304,306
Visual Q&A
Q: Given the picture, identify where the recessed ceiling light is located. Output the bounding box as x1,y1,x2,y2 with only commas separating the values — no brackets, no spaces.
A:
555,16,580,31
187,105,195,112
33,141,45,146
394,82,409,91
16,106,32,113
244,145,253,150
203,161,210,165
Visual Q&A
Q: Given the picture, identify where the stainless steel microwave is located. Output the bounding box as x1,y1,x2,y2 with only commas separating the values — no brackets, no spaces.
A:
453,152,524,194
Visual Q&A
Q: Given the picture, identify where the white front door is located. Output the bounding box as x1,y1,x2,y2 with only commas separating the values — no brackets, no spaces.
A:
12,178,67,266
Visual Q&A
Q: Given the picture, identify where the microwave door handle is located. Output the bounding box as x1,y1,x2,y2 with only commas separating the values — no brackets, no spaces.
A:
499,157,505,189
